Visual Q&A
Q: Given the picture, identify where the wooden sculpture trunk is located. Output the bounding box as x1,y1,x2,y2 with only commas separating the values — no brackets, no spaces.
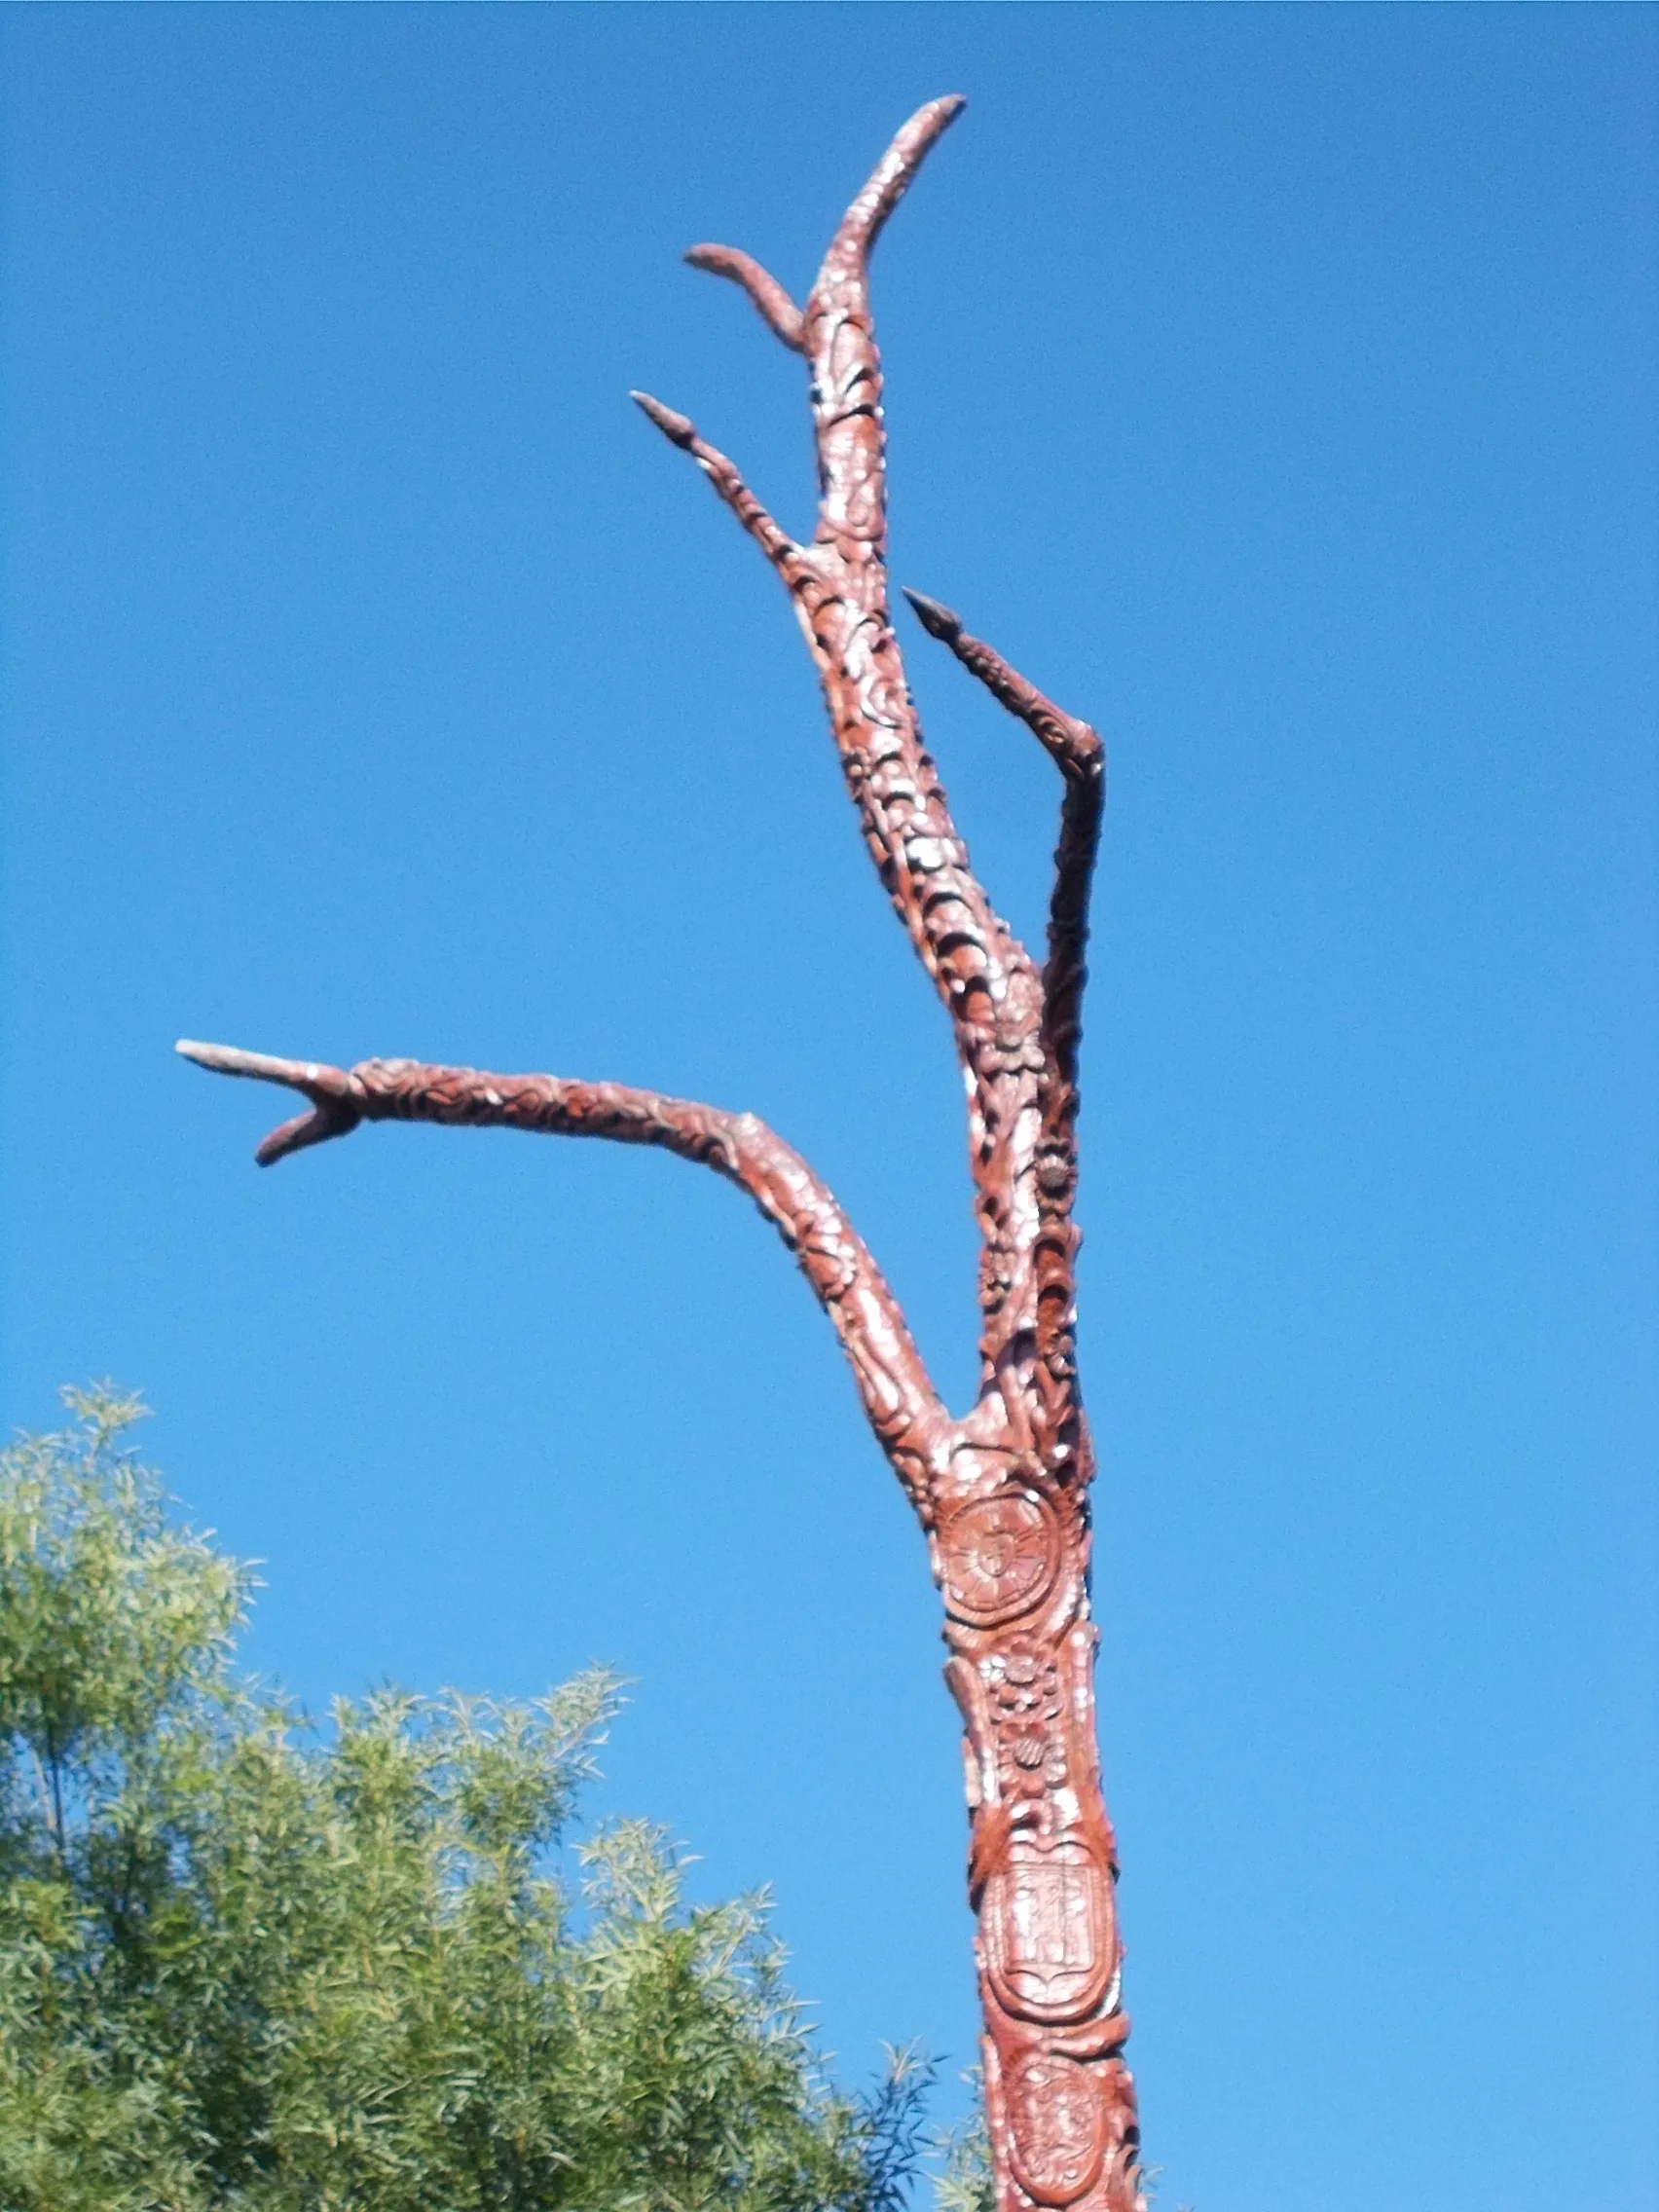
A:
183,97,1145,2212
933,1451,1135,2210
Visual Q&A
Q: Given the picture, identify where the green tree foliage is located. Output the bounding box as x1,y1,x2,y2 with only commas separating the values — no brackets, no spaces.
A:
929,2113,994,2212
0,1390,931,2211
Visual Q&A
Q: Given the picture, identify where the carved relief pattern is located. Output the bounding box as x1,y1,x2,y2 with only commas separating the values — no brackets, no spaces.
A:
940,1490,1062,1630
936,1455,1135,2208
183,96,1143,2212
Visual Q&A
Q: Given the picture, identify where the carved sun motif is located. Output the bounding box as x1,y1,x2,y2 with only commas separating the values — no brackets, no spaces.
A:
939,1490,1060,1627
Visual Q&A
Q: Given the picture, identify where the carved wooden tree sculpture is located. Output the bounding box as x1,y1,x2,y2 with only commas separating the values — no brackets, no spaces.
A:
180,97,1143,2212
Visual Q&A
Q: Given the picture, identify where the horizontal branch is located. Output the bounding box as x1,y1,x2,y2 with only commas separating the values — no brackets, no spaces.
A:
177,1041,950,1507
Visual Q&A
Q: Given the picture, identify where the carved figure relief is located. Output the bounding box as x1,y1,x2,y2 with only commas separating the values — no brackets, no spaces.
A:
1007,2047,1110,2206
182,98,1143,2212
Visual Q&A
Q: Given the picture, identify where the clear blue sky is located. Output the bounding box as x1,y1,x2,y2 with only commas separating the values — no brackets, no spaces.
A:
3,7,1655,2207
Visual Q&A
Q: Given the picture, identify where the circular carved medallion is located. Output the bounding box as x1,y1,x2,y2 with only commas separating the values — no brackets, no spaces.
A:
1006,2048,1108,2207
939,1490,1060,1627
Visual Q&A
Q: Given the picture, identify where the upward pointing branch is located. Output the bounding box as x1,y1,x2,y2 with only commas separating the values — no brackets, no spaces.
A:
639,96,1064,1423
902,589,1104,1093
822,93,968,269
901,592,1106,1462
629,394,807,588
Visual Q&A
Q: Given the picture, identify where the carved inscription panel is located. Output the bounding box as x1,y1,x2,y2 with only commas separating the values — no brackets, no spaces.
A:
983,1833,1116,2025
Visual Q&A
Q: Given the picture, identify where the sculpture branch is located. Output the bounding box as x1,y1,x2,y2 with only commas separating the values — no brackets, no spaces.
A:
900,590,1101,784
629,392,808,587
188,103,1145,2212
177,1040,949,1507
902,592,1105,1466
683,244,805,350
901,589,1104,1092
645,95,1050,1414
824,92,968,264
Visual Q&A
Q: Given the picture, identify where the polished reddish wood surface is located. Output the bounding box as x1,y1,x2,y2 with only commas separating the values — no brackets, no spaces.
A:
181,99,1143,2211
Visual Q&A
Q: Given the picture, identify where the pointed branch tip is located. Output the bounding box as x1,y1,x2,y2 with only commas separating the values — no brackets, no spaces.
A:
833,95,970,260
902,588,962,645
176,1038,312,1084
898,93,968,143
629,390,695,448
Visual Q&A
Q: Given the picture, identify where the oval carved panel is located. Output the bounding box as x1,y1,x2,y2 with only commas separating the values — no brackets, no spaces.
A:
1006,2047,1109,2207
982,1832,1116,2025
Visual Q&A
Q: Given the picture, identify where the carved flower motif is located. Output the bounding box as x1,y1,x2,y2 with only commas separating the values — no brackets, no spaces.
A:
989,1642,1060,1721
984,1641,1067,1796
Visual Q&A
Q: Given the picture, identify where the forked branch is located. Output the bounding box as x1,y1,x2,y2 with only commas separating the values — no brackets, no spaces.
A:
176,1040,949,1506
187,97,1104,1466
659,95,1067,1419
901,592,1103,1472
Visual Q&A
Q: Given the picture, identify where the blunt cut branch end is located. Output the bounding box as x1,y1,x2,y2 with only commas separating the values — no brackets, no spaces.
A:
683,245,806,351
